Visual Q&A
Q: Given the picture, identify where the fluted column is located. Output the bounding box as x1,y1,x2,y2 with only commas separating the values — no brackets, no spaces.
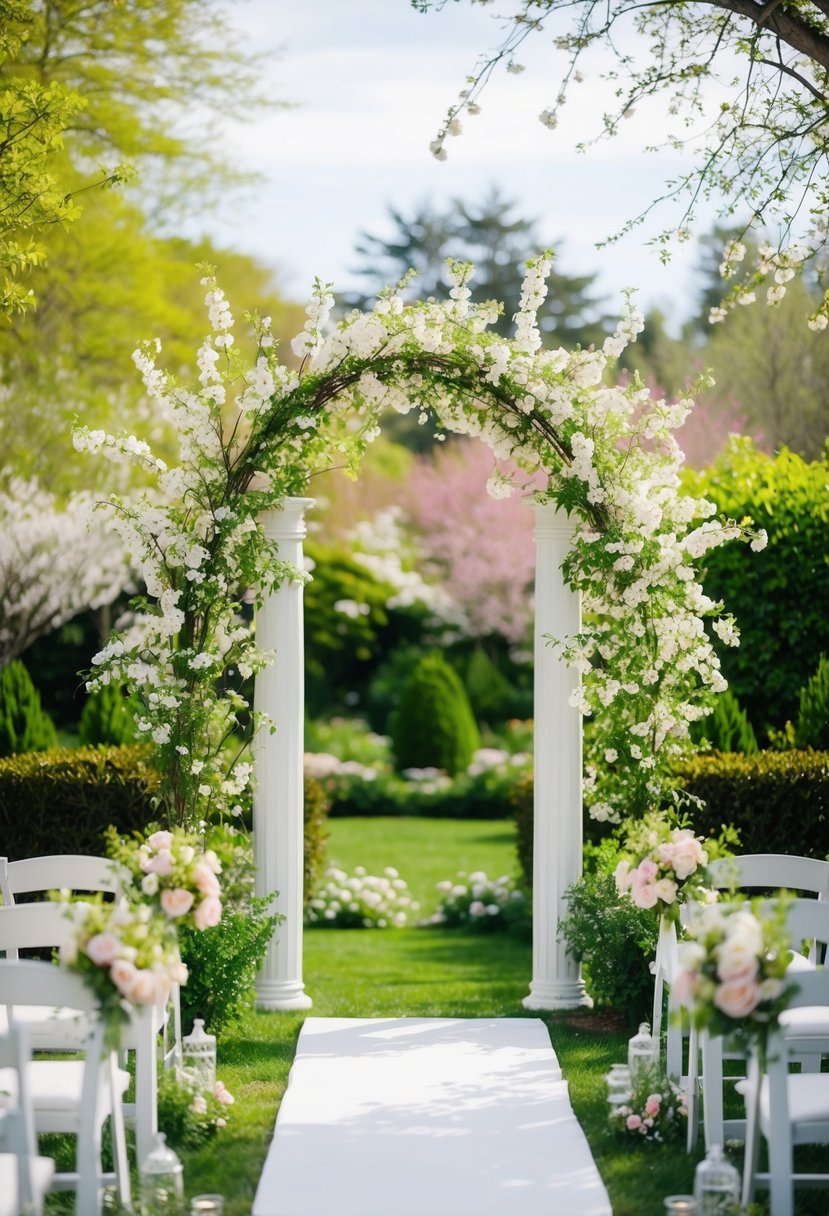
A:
253,497,315,1011
523,502,590,1010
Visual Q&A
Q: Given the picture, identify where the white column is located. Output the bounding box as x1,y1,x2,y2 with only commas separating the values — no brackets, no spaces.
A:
253,497,315,1011
523,502,590,1010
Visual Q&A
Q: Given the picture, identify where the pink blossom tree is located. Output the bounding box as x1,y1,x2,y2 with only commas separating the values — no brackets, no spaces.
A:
403,440,544,646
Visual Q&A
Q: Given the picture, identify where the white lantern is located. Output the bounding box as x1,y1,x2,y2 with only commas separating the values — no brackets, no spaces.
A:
139,1132,184,1214
182,1018,216,1090
627,1021,659,1083
693,1144,740,1215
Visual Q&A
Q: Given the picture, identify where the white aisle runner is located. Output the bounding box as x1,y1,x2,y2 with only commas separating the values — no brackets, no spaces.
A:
253,1017,611,1216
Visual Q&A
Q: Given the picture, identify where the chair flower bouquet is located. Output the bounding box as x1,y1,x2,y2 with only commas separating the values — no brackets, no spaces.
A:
613,810,734,923
671,899,795,1055
105,825,229,932
57,893,188,1049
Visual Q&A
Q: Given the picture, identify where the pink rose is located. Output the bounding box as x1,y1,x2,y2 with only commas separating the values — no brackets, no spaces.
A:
193,861,221,897
668,830,706,880
128,968,160,1005
215,1117,227,1129
653,877,678,905
644,1095,661,1117
110,958,138,995
671,968,698,1007
214,1080,235,1106
148,830,174,851
636,859,659,884
716,938,760,983
85,932,121,967
145,848,175,876
626,1114,642,1131
631,882,658,910
714,976,761,1019
160,888,195,918
194,896,222,930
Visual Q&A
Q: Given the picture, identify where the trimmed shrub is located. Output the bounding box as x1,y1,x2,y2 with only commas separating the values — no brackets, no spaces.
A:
674,749,829,857
464,647,519,725
510,771,534,889
0,661,58,757
389,651,480,776
795,655,829,751
303,773,330,908
78,683,136,747
0,744,159,857
694,689,758,754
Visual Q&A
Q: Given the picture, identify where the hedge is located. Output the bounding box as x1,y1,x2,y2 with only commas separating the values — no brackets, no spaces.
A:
673,749,829,857
0,745,330,905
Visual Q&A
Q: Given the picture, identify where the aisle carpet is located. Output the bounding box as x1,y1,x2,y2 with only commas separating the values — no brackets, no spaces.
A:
252,1016,611,1216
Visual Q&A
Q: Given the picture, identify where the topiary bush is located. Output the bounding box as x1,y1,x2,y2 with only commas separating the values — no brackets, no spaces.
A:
389,651,480,776
0,743,161,856
693,689,758,754
0,660,58,757
78,683,136,746
464,646,519,725
795,655,829,751
674,749,829,856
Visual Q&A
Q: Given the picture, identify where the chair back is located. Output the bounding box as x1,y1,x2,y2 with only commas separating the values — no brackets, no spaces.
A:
0,901,73,959
0,855,128,906
706,854,829,898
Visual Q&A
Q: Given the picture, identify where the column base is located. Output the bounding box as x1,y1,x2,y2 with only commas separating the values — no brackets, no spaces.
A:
255,979,313,1012
523,978,593,1012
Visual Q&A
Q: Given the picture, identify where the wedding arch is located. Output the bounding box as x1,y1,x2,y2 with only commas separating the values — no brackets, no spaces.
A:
74,259,764,1012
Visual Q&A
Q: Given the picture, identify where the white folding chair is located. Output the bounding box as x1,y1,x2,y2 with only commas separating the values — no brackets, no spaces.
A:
0,959,131,1215
0,1022,55,1216
690,893,829,1153
0,854,183,1166
741,964,829,1216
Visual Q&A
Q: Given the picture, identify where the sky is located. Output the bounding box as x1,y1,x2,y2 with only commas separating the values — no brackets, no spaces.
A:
196,0,723,327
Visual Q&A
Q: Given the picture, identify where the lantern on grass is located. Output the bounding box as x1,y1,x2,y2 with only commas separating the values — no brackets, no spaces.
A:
604,1063,631,1106
182,1018,216,1089
693,1144,740,1214
627,1021,659,1083
139,1132,184,1214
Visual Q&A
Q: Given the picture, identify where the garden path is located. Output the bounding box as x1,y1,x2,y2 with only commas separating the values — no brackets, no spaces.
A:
252,1016,611,1216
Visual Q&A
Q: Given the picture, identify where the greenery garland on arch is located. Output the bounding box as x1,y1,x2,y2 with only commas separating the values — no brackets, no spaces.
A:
73,256,766,828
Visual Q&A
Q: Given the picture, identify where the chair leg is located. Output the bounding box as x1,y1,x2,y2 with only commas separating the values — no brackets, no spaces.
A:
768,1122,794,1216
74,1091,104,1216
740,1055,760,1210
701,1032,725,1150
108,1053,132,1211
133,1005,158,1169
666,992,683,1084
686,1026,699,1154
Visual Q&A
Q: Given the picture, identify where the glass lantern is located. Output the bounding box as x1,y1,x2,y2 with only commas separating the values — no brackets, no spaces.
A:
627,1021,659,1084
693,1144,740,1215
139,1132,184,1215
605,1063,632,1106
182,1018,216,1090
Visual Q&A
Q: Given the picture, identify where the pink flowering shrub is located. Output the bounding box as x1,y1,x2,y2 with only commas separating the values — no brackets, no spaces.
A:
609,1062,687,1143
403,440,545,645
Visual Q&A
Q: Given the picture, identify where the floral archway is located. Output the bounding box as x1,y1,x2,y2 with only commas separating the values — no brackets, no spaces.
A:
74,257,765,1010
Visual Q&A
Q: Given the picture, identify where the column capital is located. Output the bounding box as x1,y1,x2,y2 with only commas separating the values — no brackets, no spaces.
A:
259,496,316,542
530,499,577,542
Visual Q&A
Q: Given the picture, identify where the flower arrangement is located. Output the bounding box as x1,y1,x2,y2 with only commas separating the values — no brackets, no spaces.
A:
157,1068,235,1149
428,870,526,930
105,825,226,932
306,866,418,928
613,811,734,922
609,1062,687,1143
57,894,188,1048
72,260,766,830
672,899,795,1052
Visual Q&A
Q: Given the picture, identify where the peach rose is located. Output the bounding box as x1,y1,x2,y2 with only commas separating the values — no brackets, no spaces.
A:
128,968,160,1005
193,861,220,897
714,976,761,1019
716,938,759,983
194,896,222,930
653,877,678,905
110,958,138,995
631,882,658,910
214,1080,235,1106
160,888,195,918
668,830,707,880
148,830,174,851
636,859,659,884
644,1095,661,1117
626,1114,642,1130
671,967,698,1007
145,848,175,876
85,932,121,967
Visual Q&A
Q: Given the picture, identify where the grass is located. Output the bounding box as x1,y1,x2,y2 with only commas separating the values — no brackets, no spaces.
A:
45,817,823,1214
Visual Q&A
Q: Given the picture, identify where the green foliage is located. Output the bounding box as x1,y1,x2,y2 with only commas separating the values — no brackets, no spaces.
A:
0,660,58,757
389,651,481,776
78,683,136,747
178,894,278,1036
464,646,520,724
157,1070,224,1150
694,689,758,754
684,439,829,732
303,774,330,909
559,868,658,1024
303,543,428,719
0,743,160,856
364,644,430,734
796,655,829,751
674,749,829,856
319,760,523,821
510,771,534,890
